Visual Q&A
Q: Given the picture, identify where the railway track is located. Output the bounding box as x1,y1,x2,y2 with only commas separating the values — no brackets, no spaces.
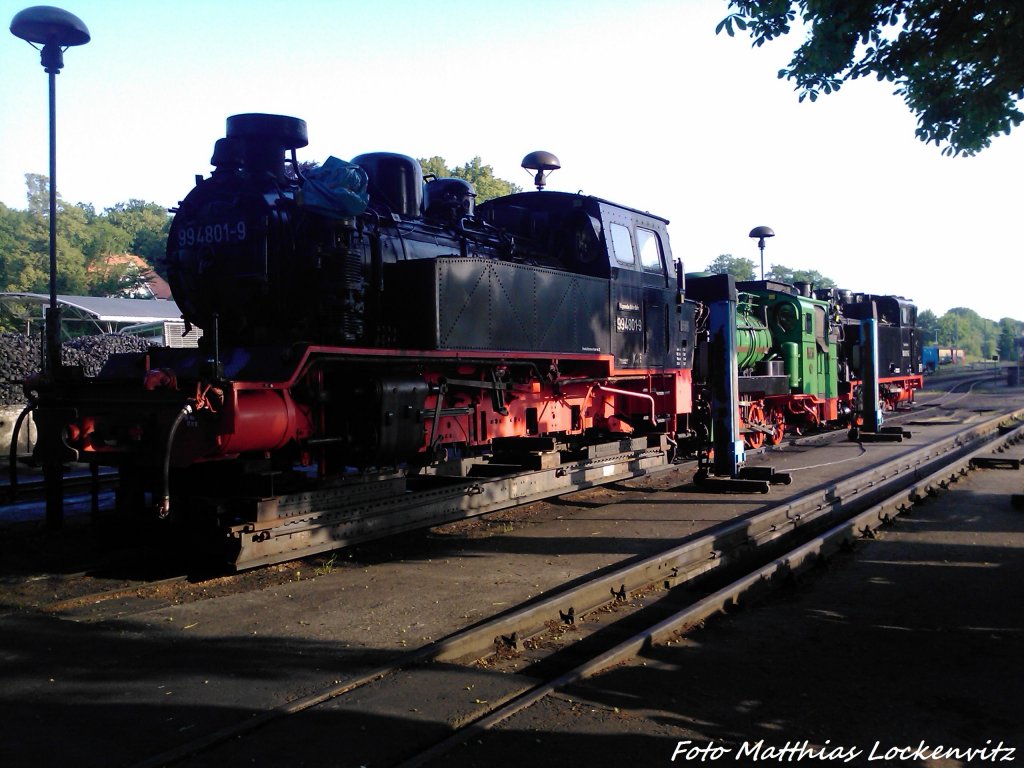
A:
0,376,1008,616
0,465,118,506
123,405,1024,768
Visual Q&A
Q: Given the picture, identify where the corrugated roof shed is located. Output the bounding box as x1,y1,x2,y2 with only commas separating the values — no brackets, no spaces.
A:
1,293,183,323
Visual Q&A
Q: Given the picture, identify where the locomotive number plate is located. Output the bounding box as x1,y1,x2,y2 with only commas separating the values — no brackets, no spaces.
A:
177,220,247,246
616,315,643,333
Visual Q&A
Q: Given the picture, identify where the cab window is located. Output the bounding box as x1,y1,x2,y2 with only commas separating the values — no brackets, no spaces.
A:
609,222,635,266
636,227,662,271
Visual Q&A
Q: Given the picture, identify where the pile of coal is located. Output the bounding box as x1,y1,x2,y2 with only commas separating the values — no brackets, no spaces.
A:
0,333,154,405
61,334,153,377
0,333,42,405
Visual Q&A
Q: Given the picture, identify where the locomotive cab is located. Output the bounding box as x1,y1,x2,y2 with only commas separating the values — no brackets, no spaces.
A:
477,191,693,371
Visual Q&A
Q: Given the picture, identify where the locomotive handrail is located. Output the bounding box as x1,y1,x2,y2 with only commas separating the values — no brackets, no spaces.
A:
595,383,657,424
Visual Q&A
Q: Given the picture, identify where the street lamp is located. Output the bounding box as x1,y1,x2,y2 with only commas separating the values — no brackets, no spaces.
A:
748,225,774,281
9,5,90,374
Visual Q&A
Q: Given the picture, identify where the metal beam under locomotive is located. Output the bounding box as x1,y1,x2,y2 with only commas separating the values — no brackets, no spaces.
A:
28,113,701,550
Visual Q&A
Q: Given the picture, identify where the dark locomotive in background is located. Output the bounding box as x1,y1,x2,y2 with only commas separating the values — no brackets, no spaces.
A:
27,113,922,558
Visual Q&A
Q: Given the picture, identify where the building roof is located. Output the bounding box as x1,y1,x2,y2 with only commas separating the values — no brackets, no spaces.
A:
90,254,173,300
1,294,184,335
1,293,183,323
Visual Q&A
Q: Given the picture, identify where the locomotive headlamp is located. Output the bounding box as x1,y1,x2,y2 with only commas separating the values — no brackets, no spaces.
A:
10,5,90,376
522,151,561,191
748,225,775,281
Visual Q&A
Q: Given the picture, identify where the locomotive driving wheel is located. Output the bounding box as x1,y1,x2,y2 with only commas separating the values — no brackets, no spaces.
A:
744,402,767,450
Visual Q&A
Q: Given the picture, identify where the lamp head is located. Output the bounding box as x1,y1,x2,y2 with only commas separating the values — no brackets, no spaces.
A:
521,151,560,191
10,6,90,73
749,225,775,254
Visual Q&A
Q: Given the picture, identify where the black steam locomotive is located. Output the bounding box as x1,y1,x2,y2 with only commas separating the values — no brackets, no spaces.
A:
36,113,699,517
27,113,921,563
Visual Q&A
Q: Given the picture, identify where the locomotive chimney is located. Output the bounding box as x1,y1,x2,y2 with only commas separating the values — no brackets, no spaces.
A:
225,113,309,181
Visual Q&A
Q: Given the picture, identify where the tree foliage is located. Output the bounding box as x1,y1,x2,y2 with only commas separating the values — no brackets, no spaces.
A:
705,255,839,288
717,0,1024,155
916,308,939,341
418,156,522,203
706,253,757,281
931,307,1024,359
0,175,170,302
766,264,836,288
997,318,1021,360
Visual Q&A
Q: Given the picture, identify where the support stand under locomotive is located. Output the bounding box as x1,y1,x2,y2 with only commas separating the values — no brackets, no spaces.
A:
686,274,791,493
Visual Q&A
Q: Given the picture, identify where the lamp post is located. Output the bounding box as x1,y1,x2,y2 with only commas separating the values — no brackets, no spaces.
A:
10,6,90,530
10,5,90,374
748,225,774,281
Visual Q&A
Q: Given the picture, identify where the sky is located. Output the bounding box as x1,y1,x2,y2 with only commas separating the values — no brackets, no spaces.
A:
1,0,1021,320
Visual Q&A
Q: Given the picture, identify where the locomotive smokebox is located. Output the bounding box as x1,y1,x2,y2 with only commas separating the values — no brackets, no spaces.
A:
225,113,309,181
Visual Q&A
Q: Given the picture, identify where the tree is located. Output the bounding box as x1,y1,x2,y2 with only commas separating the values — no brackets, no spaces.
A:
938,307,984,356
765,264,836,288
706,254,756,281
419,156,449,181
717,0,1024,155
417,156,522,203
917,308,939,343
0,202,45,293
0,176,166,298
24,172,49,215
997,318,1020,361
104,200,172,279
104,200,171,258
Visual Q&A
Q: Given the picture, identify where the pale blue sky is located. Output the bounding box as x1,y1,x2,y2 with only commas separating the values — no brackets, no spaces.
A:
2,0,1021,319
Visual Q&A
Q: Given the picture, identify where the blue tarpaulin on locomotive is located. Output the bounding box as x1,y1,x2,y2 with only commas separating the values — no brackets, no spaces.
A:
302,156,369,217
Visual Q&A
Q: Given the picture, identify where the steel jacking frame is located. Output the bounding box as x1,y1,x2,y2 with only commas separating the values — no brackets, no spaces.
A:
690,274,791,493
850,318,908,443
